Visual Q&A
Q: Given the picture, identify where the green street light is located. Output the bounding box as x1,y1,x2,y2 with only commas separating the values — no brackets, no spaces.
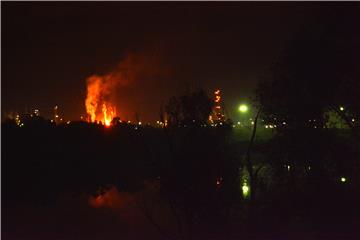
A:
242,181,250,199
238,104,248,113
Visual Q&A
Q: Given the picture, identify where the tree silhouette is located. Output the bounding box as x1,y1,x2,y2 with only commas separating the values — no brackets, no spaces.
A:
165,89,213,127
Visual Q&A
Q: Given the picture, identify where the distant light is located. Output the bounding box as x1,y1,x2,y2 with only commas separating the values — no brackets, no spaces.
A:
282,122,286,125
340,177,347,183
340,106,344,111
352,118,355,122
138,121,142,125
251,121,254,125
242,182,250,198
287,165,291,171
265,125,268,129
238,104,248,113
67,121,71,124
237,121,240,125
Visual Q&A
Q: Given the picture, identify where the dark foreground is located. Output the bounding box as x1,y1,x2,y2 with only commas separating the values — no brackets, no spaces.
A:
3,121,360,240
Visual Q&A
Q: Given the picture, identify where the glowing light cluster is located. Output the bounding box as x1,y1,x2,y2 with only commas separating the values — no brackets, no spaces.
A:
210,89,226,123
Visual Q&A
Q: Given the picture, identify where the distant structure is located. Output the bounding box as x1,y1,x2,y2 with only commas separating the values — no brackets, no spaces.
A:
209,89,227,123
54,105,60,124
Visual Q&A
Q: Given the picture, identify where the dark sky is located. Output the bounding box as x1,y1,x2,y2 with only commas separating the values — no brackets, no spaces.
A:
2,2,357,122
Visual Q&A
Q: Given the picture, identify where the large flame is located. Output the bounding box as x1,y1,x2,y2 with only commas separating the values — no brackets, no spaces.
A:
85,75,117,126
84,53,167,124
102,103,116,127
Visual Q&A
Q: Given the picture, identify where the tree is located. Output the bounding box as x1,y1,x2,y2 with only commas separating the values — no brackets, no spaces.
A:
165,89,213,127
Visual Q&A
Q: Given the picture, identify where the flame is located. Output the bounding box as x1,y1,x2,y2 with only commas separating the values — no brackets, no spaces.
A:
84,52,168,123
102,103,116,127
85,75,117,125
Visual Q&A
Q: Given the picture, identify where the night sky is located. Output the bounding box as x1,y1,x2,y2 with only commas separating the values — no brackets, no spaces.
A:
2,2,357,122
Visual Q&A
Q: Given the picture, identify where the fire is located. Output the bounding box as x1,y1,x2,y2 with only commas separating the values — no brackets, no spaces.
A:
85,75,117,125
102,103,116,127
84,53,166,124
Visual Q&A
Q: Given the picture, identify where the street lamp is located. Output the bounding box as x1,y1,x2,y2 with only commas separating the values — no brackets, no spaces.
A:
238,104,248,113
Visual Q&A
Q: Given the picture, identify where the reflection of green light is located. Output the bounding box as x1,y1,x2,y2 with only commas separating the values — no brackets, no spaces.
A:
340,106,344,111
239,104,248,113
341,177,346,183
242,182,250,198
